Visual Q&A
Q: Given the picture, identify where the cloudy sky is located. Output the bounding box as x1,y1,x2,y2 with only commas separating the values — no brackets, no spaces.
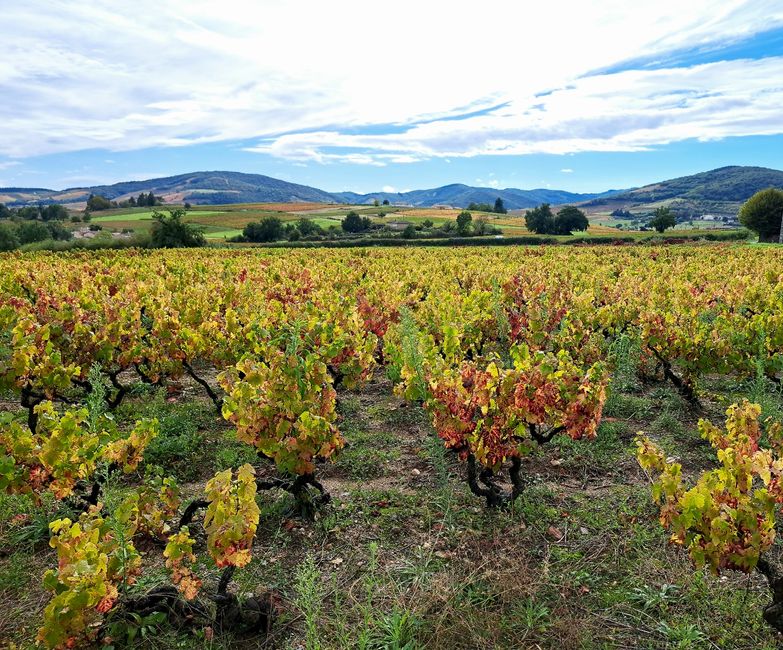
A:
2,0,783,192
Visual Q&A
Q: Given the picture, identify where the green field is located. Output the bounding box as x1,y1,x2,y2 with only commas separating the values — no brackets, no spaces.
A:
84,202,744,245
68,203,752,252
91,209,226,223
87,207,344,235
203,228,244,240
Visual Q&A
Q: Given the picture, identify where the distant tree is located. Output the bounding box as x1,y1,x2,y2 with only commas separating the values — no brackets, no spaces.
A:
524,204,555,234
382,199,390,205
467,202,493,212
0,203,11,219
70,214,81,223
243,216,284,243
739,188,783,242
422,219,434,229
554,206,589,234
296,219,313,236
40,204,69,221
342,211,367,233
150,209,206,248
128,196,137,207
86,194,114,212
184,202,192,210
401,224,416,239
288,228,301,242
16,206,41,220
134,192,162,207
46,221,73,241
493,197,507,214
373,199,380,207
649,206,676,233
16,220,52,244
0,222,19,251
456,210,473,236
296,218,322,237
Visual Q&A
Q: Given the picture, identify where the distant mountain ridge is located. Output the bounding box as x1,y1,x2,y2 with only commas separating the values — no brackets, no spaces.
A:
592,166,783,203
335,184,621,209
1,166,781,212
0,171,618,210
583,166,783,214
0,171,339,207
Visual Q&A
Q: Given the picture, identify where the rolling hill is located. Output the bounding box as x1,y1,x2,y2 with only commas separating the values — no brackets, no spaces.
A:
334,184,620,209
0,171,340,206
581,166,783,216
0,174,618,210
0,166,780,213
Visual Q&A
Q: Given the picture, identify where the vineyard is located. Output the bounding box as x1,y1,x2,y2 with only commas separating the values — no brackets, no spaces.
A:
1,243,783,649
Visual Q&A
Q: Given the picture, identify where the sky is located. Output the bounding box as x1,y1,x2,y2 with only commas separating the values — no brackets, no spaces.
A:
2,1,783,194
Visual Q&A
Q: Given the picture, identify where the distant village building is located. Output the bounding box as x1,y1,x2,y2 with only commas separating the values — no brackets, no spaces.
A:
431,204,454,210
386,220,413,231
700,213,734,222
72,227,101,239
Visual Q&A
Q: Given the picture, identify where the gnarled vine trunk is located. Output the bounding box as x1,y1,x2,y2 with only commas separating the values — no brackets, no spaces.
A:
756,558,783,633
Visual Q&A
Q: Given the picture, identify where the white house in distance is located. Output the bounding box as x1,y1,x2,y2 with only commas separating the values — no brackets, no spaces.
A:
385,220,413,231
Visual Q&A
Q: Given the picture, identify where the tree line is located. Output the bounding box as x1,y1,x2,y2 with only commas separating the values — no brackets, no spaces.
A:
524,204,589,235
467,197,508,214
0,204,204,252
235,210,504,244
0,202,69,221
0,201,75,250
86,192,164,212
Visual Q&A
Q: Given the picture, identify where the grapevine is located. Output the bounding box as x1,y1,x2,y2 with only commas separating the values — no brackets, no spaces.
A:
637,401,783,632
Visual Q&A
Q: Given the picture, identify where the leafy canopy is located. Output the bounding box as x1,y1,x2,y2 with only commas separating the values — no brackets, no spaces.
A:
342,211,372,233
649,206,676,233
243,216,284,242
637,400,783,574
524,203,555,234
739,188,783,242
150,208,205,248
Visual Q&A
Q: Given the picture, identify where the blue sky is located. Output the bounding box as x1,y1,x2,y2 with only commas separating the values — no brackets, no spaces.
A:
2,1,783,194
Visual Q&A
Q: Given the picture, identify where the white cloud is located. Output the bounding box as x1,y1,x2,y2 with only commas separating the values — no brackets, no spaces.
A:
248,56,783,162
560,168,574,173
382,185,398,193
1,1,782,160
